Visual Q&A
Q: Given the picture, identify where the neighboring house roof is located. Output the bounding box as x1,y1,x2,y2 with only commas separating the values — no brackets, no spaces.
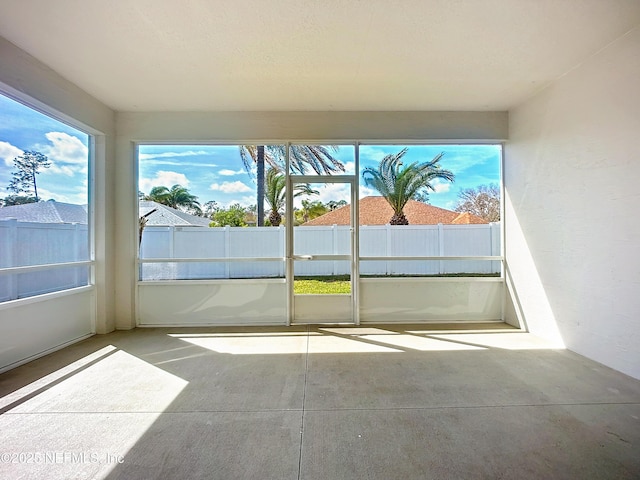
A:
450,211,488,225
0,200,88,224
0,200,211,227
302,196,487,226
139,201,211,227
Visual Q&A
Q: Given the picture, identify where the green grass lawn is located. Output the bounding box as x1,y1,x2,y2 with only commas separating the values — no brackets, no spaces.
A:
294,276,351,294
293,273,499,294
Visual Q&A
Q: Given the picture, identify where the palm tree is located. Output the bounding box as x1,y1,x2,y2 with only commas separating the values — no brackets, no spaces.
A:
295,199,329,224
239,145,344,226
144,184,202,215
362,148,454,225
264,168,318,226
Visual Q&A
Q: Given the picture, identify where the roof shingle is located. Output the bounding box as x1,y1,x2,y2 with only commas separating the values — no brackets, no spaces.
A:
302,196,487,226
0,201,88,223
0,200,211,227
139,201,211,226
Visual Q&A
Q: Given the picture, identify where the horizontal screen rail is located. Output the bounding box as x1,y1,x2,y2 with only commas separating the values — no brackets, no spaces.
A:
0,260,93,275
138,256,502,263
360,256,502,262
138,257,285,263
290,254,350,261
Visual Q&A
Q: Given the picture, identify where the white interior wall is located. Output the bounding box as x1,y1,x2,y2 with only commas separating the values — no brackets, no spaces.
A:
505,27,640,379
0,36,116,336
115,111,508,329
0,289,95,373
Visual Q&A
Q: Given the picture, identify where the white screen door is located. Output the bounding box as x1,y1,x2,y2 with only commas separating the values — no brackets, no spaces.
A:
286,175,358,324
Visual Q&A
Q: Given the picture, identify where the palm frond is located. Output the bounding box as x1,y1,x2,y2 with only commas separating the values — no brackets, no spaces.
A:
361,149,454,223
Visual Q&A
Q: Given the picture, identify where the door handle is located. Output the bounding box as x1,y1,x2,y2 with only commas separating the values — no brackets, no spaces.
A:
292,255,314,261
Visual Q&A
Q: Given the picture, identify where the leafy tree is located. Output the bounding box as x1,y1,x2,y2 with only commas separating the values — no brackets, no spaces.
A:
1,195,39,206
202,200,219,219
295,199,328,224
7,151,51,201
264,168,318,227
326,199,347,211
362,148,454,225
239,145,344,226
454,184,500,222
143,184,202,215
210,203,248,227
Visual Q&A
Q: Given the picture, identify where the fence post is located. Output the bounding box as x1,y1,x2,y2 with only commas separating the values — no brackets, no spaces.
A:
169,227,175,259
1,219,18,300
279,225,285,278
169,226,177,279
490,222,501,273
224,226,231,279
438,223,445,274
333,224,339,275
386,223,391,275
73,223,80,287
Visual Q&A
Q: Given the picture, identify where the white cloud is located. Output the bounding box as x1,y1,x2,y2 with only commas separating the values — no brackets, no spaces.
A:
0,141,23,166
430,178,452,194
292,182,352,208
436,146,501,174
139,170,190,193
342,161,356,175
359,146,389,163
218,169,245,176
47,164,77,177
139,150,210,161
43,132,88,165
218,195,255,208
359,185,377,198
140,160,219,168
36,187,88,204
210,181,252,193
291,183,378,208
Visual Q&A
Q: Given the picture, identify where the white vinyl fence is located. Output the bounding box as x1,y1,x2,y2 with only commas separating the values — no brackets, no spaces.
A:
0,219,89,302
140,223,500,280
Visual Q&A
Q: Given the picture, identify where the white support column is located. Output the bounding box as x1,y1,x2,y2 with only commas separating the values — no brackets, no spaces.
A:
351,161,359,324
285,144,293,326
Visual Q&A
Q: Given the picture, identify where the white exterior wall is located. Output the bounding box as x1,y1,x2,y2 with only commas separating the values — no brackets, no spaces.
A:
137,279,503,326
0,36,116,370
138,281,287,326
505,27,640,379
360,278,502,323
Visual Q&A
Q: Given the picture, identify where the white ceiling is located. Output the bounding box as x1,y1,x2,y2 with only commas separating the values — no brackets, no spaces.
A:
1,0,639,112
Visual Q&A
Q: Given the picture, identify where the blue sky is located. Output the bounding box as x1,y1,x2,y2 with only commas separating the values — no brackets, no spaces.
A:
139,143,501,210
0,94,89,204
1,93,501,210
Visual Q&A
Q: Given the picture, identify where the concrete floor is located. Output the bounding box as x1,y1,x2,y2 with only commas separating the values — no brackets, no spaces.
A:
0,323,639,480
